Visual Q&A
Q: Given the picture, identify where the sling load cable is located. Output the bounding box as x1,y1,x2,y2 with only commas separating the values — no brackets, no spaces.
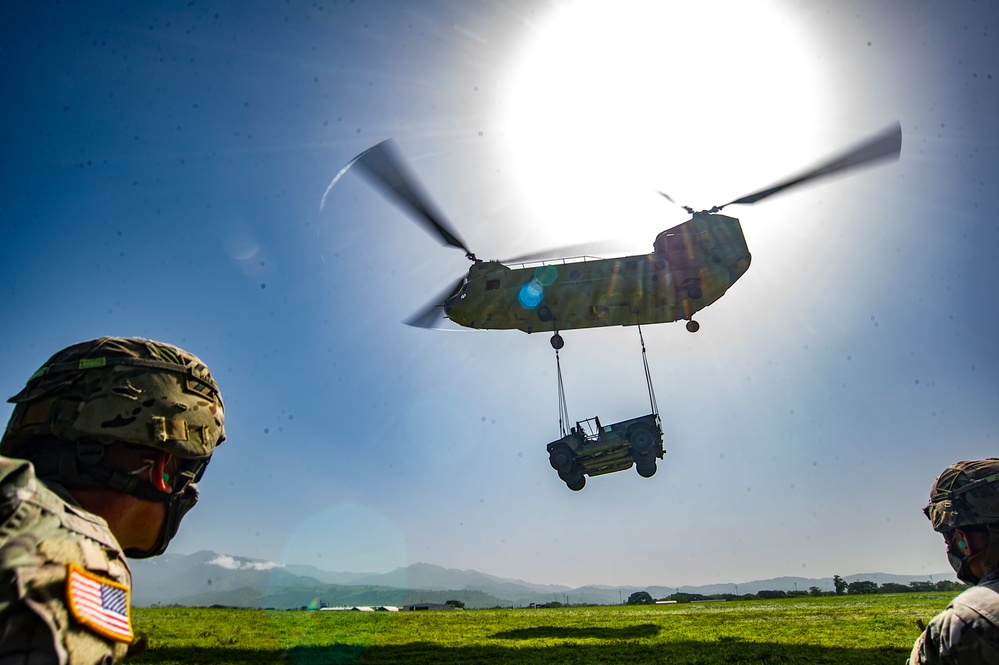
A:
638,322,659,417
556,345,571,438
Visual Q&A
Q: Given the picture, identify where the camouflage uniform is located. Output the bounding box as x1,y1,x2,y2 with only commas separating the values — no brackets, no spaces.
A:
0,457,132,664
908,568,999,664
910,459,999,665
0,337,225,664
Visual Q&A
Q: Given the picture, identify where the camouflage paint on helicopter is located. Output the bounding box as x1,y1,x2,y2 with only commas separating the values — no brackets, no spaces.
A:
444,212,751,333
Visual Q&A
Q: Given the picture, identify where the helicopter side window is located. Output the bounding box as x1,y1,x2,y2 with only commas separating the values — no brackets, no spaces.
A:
486,278,501,290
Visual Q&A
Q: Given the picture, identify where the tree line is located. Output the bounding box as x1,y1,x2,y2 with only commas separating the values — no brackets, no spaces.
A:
625,578,966,605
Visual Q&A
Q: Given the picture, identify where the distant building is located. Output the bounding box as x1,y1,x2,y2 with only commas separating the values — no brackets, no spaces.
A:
401,603,456,611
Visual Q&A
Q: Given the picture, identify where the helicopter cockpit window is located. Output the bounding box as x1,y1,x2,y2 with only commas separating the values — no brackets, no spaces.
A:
486,278,501,290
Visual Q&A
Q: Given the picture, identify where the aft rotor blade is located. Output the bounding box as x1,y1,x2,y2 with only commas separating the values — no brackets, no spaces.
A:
404,277,465,329
656,190,694,214
353,140,473,257
718,121,902,209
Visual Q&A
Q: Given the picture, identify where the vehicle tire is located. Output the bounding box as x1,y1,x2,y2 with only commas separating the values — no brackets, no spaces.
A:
558,464,582,482
550,333,564,350
628,426,656,453
566,475,586,491
548,443,573,471
686,320,700,333
636,461,657,478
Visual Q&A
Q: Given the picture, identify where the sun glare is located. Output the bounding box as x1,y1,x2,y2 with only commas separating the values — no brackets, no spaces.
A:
498,0,830,244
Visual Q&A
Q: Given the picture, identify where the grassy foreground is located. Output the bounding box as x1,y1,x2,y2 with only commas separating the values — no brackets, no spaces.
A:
130,592,948,664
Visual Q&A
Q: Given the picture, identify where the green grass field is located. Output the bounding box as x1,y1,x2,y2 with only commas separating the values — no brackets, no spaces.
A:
130,593,946,664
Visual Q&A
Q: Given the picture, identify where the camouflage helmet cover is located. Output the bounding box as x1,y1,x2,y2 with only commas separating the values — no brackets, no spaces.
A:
923,459,999,533
1,337,225,459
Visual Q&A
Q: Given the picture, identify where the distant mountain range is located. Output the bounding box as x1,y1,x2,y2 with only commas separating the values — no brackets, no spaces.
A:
129,550,955,609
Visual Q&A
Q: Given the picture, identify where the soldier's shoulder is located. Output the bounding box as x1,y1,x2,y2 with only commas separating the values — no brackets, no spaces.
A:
919,582,999,663
0,454,37,492
0,456,133,663
950,577,999,627
0,455,127,581
0,455,45,527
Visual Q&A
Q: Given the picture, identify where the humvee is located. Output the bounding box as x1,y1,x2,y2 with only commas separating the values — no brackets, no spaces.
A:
546,413,664,491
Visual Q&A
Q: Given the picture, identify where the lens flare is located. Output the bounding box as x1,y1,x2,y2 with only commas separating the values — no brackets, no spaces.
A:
518,280,544,309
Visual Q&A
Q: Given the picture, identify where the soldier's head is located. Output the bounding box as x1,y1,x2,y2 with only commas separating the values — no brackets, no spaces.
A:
1,337,225,558
923,458,999,584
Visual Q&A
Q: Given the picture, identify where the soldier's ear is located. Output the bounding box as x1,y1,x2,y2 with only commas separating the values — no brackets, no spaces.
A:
953,530,971,556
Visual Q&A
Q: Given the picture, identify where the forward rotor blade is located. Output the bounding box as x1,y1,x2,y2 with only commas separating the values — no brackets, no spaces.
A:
718,121,902,209
404,277,465,329
353,140,473,257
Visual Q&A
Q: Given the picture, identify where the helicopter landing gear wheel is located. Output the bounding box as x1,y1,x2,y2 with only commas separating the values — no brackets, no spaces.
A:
686,320,700,333
550,333,564,350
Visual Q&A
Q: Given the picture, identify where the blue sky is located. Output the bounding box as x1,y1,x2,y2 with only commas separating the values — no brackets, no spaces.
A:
2,0,996,589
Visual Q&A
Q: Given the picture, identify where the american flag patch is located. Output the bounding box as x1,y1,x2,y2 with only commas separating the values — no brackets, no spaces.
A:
66,563,133,643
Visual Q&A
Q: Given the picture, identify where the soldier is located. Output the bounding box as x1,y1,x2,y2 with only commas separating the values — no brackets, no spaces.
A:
910,458,999,664
0,337,226,664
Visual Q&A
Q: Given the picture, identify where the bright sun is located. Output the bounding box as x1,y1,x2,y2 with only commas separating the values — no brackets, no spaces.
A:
498,0,831,245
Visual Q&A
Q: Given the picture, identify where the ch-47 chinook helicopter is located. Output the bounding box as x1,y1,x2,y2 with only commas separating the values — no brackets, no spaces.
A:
334,122,901,349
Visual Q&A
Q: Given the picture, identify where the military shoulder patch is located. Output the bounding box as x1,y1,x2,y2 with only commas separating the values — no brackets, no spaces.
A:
65,563,134,643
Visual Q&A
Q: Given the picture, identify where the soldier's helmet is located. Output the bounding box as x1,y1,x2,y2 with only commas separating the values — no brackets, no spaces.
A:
923,459,999,533
2,337,226,557
1,336,225,459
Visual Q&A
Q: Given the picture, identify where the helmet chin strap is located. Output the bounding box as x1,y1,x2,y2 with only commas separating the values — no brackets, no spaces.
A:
125,483,200,558
986,524,999,579
951,549,986,585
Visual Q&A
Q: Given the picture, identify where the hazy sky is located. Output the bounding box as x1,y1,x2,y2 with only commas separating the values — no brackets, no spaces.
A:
2,0,996,589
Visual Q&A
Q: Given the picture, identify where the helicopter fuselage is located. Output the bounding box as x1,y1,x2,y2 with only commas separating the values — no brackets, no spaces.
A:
444,212,751,333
